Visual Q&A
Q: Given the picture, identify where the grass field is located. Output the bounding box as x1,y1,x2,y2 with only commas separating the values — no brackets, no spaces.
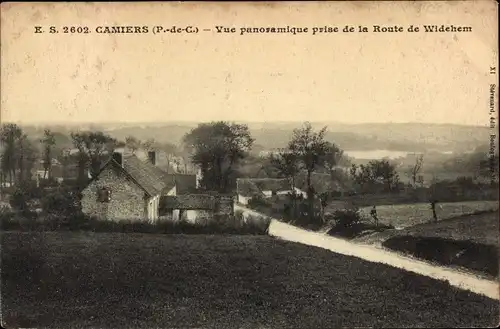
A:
359,200,499,228
2,232,498,328
355,210,499,246
392,211,499,246
354,211,499,278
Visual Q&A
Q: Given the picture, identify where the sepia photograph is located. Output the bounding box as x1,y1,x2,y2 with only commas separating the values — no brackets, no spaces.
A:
1,1,499,328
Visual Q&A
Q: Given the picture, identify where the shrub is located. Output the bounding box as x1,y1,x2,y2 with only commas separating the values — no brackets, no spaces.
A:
0,206,17,229
9,188,30,212
332,208,362,230
41,187,81,217
327,207,395,239
245,214,271,233
328,208,371,238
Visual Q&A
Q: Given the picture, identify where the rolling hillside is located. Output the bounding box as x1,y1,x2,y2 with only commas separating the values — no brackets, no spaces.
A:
16,121,490,154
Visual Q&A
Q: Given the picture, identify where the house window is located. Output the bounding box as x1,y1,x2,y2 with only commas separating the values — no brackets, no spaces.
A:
97,187,112,203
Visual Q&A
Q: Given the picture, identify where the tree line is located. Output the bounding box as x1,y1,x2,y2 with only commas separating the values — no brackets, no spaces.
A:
4,121,489,201
2,121,495,226
0,123,185,190
1,121,402,204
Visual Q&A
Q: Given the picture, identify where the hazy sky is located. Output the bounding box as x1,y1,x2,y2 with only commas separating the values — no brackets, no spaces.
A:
1,1,498,126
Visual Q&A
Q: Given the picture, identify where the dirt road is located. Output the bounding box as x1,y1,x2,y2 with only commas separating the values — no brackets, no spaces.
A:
235,204,499,300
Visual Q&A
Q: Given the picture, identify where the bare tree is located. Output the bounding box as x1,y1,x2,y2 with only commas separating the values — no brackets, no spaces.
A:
406,154,424,187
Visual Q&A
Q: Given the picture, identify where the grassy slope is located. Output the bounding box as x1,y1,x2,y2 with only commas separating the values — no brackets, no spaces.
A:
1,232,498,328
358,200,499,229
353,211,499,279
396,211,499,245
355,210,499,246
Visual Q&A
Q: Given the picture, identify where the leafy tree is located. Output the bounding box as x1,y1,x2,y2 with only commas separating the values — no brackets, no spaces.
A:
322,142,346,192
0,123,23,185
40,129,56,179
41,187,81,217
369,159,400,191
9,188,29,212
183,121,254,193
70,131,117,184
17,135,38,184
288,122,330,224
270,151,300,191
270,151,301,220
234,154,277,178
70,133,89,187
350,159,400,193
125,136,141,154
0,124,39,187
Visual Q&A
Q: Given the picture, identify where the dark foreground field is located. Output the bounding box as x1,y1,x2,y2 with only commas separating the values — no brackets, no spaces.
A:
1,232,498,328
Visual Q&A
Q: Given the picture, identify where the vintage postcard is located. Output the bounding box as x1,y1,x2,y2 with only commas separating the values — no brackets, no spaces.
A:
1,1,499,328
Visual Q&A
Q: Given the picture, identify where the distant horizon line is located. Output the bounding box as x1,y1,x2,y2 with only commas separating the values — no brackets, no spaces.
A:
0,120,489,128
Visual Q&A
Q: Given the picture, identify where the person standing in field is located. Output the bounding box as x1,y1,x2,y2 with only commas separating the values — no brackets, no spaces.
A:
430,200,438,222
370,205,378,226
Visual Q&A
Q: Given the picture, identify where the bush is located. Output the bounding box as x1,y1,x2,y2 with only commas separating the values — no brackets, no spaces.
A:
245,214,271,233
41,187,81,217
327,208,394,239
1,206,17,230
332,208,362,230
9,188,30,212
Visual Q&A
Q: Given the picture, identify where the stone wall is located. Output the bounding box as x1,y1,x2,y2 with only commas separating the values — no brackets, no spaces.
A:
160,193,234,216
81,164,147,221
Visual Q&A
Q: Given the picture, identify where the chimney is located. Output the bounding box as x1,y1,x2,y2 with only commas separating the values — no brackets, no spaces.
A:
148,151,156,166
112,151,123,167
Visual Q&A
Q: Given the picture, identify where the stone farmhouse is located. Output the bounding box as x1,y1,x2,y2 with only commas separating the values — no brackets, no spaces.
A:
81,150,234,222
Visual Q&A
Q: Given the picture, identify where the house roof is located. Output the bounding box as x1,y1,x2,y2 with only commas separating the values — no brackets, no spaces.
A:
236,178,290,197
164,173,197,195
94,154,175,197
122,155,176,196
